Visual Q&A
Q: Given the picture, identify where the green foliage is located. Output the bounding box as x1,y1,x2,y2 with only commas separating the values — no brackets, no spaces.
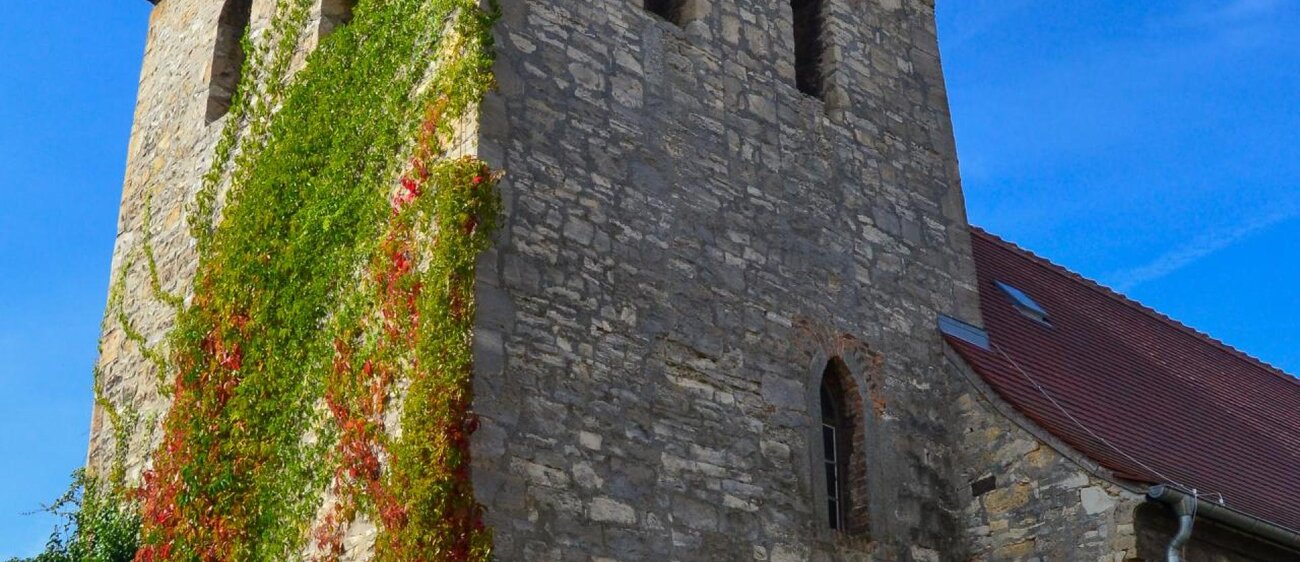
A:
7,471,140,562
24,0,502,559
125,0,502,560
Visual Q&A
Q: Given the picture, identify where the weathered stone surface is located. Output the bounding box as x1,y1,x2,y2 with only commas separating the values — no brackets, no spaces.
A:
953,360,1143,561
470,0,984,559
1082,486,1118,516
89,1,407,557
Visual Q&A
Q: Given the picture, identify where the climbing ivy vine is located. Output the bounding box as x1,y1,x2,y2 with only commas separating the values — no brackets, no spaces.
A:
34,0,502,560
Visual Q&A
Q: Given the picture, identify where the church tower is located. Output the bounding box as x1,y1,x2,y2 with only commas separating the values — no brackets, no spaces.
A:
93,0,983,560
470,1,982,558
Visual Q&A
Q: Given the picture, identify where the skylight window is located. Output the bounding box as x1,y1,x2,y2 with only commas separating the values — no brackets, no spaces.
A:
997,281,1050,325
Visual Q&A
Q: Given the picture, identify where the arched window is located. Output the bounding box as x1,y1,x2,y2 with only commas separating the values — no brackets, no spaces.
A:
320,0,356,37
208,0,253,123
821,364,850,530
791,0,826,98
818,357,868,534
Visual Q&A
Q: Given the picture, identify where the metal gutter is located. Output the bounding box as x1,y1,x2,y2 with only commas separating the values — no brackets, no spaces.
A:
1148,486,1300,555
1159,489,1195,562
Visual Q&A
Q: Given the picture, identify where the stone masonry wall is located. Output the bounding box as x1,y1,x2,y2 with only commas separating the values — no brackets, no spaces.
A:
100,0,989,560
89,0,351,485
950,350,1144,561
470,0,983,560
91,0,247,480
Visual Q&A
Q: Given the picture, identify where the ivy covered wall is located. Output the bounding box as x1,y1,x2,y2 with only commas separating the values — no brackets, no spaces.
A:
74,0,504,560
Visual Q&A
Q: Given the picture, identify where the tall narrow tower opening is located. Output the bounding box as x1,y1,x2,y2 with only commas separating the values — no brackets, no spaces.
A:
207,0,253,123
645,0,687,26
320,0,357,37
791,0,826,98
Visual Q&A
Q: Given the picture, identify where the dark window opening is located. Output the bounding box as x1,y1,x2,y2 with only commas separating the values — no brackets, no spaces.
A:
320,0,356,37
996,281,1052,326
207,0,253,123
791,0,826,98
821,363,851,531
645,0,686,26
817,357,871,535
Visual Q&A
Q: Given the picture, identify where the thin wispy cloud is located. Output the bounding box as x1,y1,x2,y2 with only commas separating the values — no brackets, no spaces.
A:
1108,201,1300,292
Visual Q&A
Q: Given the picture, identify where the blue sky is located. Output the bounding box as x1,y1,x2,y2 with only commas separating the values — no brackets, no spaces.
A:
939,0,1300,369
0,0,1296,556
0,1,153,553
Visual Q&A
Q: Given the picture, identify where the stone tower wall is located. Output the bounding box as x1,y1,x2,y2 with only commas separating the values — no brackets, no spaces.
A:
94,3,1300,561
96,0,986,560
88,0,339,483
91,0,237,479
469,0,983,559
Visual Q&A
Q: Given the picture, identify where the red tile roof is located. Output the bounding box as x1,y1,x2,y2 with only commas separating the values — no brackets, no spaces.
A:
946,227,1300,532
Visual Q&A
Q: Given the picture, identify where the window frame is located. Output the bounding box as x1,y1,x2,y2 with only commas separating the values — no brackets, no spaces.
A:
821,381,847,530
644,0,706,29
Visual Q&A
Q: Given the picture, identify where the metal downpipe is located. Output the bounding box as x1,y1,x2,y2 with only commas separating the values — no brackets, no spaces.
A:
1161,490,1196,562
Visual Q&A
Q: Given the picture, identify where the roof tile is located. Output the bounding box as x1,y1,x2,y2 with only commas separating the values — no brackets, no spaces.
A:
947,227,1300,532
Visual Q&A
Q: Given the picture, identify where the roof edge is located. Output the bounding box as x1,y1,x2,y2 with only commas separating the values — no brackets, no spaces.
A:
969,226,1300,390
941,337,1149,493
1149,485,1300,554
